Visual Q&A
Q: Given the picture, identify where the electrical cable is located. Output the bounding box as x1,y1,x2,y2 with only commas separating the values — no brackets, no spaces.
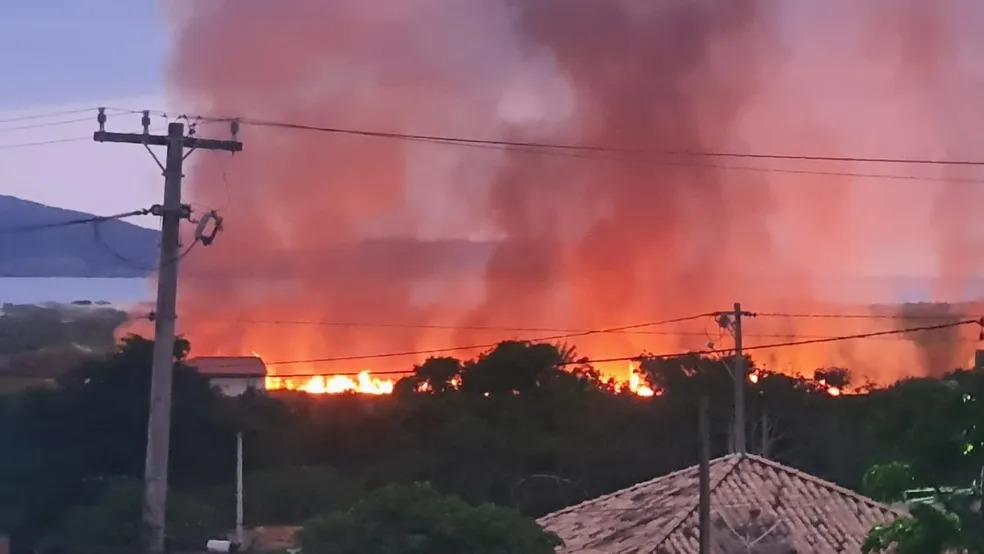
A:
0,116,97,132
0,107,104,124
92,220,200,272
236,313,717,369
257,317,980,374
584,318,982,365
116,108,984,177
0,208,152,235
191,317,980,342
0,122,166,150
39,107,984,183
408,138,984,185
755,311,976,320
0,135,91,150
194,318,710,334
259,312,719,367
237,117,984,167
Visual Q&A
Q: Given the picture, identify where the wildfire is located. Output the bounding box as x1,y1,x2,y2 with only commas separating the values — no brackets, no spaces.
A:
265,371,395,395
752,371,841,397
624,363,656,397
255,352,656,397
253,351,395,395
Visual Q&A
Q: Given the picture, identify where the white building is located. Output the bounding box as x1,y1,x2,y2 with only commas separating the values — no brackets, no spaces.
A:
186,356,267,396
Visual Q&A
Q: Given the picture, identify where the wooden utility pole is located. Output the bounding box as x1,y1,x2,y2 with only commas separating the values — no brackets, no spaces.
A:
698,395,711,554
732,302,747,454
94,109,242,554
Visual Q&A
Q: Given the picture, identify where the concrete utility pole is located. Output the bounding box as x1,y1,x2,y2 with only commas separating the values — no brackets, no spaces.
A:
733,302,747,454
698,395,711,554
94,109,242,554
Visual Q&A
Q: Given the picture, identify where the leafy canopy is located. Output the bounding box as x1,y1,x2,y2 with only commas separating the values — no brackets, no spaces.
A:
298,482,562,554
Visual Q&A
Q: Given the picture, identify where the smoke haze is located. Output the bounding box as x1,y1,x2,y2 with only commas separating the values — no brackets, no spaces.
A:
149,0,984,383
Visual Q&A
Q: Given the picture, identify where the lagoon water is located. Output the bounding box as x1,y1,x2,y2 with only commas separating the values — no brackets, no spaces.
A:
0,277,152,306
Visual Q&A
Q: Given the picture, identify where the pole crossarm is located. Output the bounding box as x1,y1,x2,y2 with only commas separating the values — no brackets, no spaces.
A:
94,131,242,152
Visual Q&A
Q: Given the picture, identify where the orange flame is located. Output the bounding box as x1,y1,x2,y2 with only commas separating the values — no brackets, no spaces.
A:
622,363,656,397
256,352,655,397
253,350,395,395
265,371,395,395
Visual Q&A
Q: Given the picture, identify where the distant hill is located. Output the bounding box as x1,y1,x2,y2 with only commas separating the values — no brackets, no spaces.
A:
0,195,159,278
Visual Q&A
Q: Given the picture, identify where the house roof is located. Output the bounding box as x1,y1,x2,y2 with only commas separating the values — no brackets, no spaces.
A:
538,454,904,553
186,356,266,378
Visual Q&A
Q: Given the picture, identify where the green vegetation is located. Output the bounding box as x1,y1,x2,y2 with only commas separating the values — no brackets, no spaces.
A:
862,462,983,554
298,483,561,554
0,303,128,392
0,303,127,356
0,335,982,553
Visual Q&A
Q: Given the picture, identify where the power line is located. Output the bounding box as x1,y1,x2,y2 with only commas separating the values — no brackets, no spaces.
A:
237,117,984,167
0,123,167,150
340,131,984,185
756,311,975,320
194,318,713,334
254,317,980,371
192,317,979,342
432,139,984,184
97,108,984,183
0,107,102,124
0,208,152,235
586,318,982,365
253,312,719,367
0,135,91,150
0,116,96,132
91,220,199,272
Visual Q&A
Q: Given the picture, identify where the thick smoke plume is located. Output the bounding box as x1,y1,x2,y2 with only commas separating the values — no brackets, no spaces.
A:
147,0,984,383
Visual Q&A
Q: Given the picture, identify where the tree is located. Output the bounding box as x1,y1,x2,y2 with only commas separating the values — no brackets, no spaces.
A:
459,341,572,396
298,482,561,554
0,335,232,551
862,462,984,554
245,466,362,525
45,480,219,554
396,357,462,395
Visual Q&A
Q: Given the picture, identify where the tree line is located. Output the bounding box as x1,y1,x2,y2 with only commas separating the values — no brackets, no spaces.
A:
0,335,981,552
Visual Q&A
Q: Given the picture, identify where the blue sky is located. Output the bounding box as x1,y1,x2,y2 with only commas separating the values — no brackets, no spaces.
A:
0,1,167,227
0,0,165,109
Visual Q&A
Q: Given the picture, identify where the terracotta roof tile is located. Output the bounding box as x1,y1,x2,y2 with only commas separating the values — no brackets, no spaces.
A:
538,454,904,553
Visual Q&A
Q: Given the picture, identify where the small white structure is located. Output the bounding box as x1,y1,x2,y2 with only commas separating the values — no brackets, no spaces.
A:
187,356,267,396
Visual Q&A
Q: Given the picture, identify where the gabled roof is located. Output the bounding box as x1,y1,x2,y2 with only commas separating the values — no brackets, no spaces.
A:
538,454,904,553
186,356,266,378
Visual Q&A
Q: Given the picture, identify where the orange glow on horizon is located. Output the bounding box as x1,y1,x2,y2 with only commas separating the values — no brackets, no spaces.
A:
265,371,395,395
255,353,657,397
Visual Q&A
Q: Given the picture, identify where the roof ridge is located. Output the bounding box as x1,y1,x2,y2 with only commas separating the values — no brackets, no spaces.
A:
647,453,745,552
740,454,906,517
536,454,740,524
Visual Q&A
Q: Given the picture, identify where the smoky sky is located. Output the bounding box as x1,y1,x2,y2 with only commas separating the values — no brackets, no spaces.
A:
153,0,984,381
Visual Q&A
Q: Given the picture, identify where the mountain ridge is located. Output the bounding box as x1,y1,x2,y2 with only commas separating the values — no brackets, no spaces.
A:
0,195,159,278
